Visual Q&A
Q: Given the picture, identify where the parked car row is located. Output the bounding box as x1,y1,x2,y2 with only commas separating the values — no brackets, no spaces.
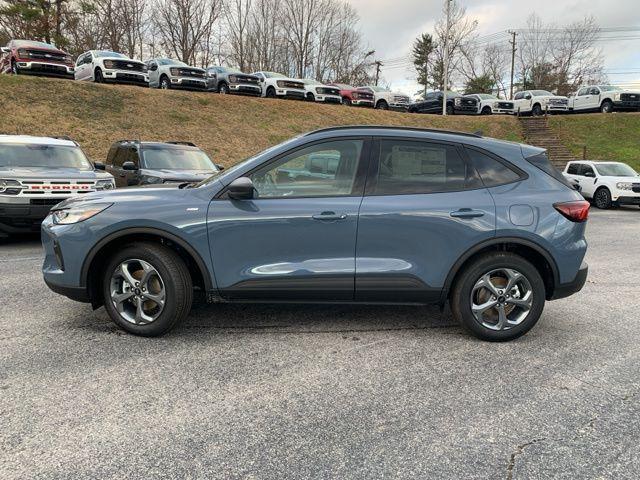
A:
3,40,640,115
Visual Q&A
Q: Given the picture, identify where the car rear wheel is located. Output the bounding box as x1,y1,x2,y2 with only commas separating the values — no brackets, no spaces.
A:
102,242,193,337
450,253,545,341
594,187,612,209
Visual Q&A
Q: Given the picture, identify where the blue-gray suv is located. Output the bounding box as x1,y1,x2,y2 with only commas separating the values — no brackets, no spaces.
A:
42,126,590,341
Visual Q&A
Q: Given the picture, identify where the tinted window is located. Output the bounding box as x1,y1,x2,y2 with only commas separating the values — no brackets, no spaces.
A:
465,148,521,187
526,152,573,188
249,140,363,198
514,92,524,100
588,87,599,95
112,147,130,167
567,163,580,175
577,88,588,96
582,165,595,177
374,140,474,195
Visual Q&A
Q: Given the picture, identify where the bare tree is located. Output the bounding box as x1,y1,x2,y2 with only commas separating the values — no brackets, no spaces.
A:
225,0,252,71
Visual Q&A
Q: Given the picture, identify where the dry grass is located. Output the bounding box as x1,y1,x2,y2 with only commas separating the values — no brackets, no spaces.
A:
0,75,523,166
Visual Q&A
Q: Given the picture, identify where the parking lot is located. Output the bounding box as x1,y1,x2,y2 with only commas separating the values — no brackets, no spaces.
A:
1,207,639,479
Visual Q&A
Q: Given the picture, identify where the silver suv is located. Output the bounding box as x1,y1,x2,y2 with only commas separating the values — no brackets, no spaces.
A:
147,58,207,91
0,135,115,236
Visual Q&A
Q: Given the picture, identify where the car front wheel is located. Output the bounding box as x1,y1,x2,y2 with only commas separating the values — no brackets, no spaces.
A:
11,60,19,75
594,187,612,209
450,253,545,341
600,100,613,113
160,76,171,89
102,242,193,336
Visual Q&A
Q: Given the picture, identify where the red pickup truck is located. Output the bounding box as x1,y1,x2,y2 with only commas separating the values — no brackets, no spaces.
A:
0,39,74,78
329,83,374,107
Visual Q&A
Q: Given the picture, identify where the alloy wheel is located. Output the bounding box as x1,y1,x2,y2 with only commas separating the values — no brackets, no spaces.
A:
595,189,610,209
109,259,166,325
470,268,533,331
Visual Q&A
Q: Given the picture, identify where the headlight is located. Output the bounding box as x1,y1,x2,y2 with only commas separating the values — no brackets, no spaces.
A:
617,182,633,190
17,49,30,58
170,67,180,76
276,80,286,88
614,93,621,100
95,179,115,190
0,179,21,192
493,102,500,108
352,92,359,99
65,55,74,64
228,75,237,83
141,64,148,73
103,60,115,69
141,175,163,184
454,97,461,105
51,203,112,225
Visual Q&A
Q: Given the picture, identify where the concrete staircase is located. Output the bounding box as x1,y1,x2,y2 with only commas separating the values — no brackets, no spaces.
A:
518,116,575,169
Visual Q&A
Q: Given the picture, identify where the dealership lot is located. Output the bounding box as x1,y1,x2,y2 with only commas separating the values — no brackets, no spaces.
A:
1,208,639,479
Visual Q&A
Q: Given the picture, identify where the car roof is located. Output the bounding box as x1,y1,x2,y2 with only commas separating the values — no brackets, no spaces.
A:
0,135,77,147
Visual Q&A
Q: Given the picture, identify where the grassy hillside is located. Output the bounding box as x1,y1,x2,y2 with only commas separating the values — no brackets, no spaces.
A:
547,113,640,170
0,75,521,167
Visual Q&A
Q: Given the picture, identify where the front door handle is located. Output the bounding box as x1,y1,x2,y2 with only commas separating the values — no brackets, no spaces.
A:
312,211,347,221
450,208,485,219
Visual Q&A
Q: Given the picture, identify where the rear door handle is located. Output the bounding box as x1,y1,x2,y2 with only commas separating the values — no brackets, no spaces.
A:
450,208,485,219
312,211,347,221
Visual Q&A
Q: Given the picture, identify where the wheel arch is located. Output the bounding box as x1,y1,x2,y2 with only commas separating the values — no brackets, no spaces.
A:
81,227,213,306
442,237,559,303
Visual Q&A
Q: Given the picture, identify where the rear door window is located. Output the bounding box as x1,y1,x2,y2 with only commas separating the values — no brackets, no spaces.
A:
371,140,479,195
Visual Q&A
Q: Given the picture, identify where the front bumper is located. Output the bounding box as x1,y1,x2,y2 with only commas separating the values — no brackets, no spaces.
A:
615,196,640,205
453,106,479,115
613,100,640,110
103,69,149,85
388,103,409,110
550,261,588,300
351,99,374,107
0,201,61,234
493,108,514,114
276,89,306,99
314,94,342,104
544,105,569,112
171,76,207,90
16,61,74,78
229,83,262,95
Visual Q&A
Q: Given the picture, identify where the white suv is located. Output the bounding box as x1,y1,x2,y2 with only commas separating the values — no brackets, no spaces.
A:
252,71,305,100
513,90,569,116
563,160,640,209
358,86,410,110
74,50,148,86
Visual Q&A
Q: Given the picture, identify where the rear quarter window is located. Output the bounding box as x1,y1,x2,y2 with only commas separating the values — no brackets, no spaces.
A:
465,147,522,187
526,152,574,188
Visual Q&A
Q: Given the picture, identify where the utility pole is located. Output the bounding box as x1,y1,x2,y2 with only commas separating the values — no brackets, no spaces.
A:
442,0,452,115
374,61,382,86
509,30,517,100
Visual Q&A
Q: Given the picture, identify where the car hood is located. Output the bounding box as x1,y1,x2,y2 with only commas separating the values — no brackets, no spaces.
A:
102,56,143,64
0,167,113,180
536,95,568,101
140,169,218,180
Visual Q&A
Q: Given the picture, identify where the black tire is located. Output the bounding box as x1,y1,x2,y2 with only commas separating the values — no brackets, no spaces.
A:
306,92,315,102
532,103,543,116
481,106,492,115
102,242,193,337
160,76,171,90
594,187,612,209
11,60,19,75
218,82,229,94
342,97,352,106
600,100,613,113
446,104,454,115
94,68,104,83
450,252,546,342
266,86,276,98
376,100,389,110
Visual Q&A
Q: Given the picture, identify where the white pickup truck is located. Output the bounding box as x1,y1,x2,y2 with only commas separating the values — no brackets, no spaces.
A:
0,135,115,236
513,90,569,116
568,85,640,113
252,71,306,100
357,86,411,110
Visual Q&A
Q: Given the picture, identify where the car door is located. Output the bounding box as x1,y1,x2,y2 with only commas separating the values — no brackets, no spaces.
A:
148,61,159,87
513,91,530,113
578,164,598,198
585,87,600,110
208,137,370,301
572,88,589,111
355,138,496,302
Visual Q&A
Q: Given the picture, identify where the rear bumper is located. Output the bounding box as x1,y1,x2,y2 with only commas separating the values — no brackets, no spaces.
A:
550,262,588,300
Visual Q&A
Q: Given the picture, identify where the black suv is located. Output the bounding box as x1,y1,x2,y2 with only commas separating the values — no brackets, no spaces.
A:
104,141,220,187
408,91,479,115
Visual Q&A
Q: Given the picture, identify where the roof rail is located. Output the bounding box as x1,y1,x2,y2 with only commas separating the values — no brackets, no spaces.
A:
166,141,197,146
304,125,482,138
114,139,141,144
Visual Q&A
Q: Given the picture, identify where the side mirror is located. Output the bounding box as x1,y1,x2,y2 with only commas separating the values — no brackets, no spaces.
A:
584,171,595,178
0,47,9,54
227,177,255,200
94,162,106,170
122,161,138,171
525,94,532,100
215,163,225,171
150,64,158,71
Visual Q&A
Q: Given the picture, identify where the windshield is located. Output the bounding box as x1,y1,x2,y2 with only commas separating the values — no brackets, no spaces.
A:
141,147,217,171
0,144,93,169
594,163,638,177
14,40,55,49
477,94,496,99
158,58,187,66
369,86,389,92
263,72,285,79
599,85,622,92
531,90,554,96
95,51,128,58
303,79,320,85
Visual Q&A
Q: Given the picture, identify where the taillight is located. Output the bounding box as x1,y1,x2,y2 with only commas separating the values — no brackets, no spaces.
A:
554,200,590,222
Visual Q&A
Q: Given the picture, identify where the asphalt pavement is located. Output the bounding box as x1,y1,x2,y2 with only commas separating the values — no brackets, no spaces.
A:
1,207,639,479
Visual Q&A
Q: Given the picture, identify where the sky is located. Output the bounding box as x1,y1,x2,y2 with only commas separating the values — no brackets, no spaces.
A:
346,0,640,96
